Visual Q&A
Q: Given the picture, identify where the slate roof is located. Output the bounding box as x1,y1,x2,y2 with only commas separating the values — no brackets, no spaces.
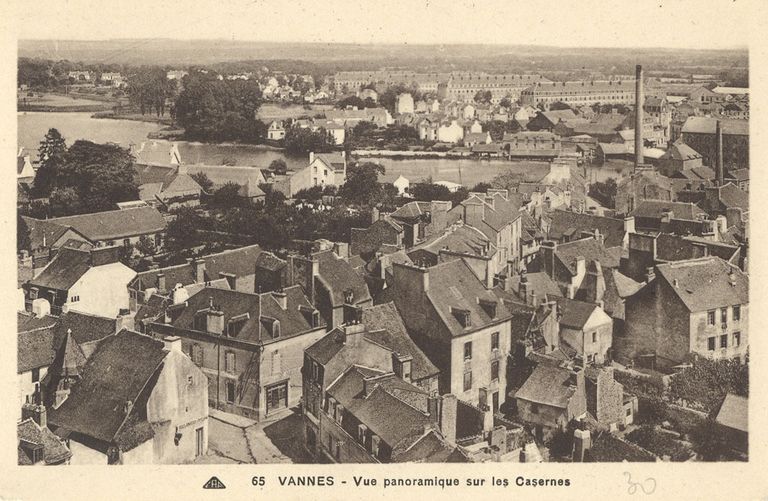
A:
410,224,495,260
715,393,748,433
554,297,600,330
548,210,626,248
630,200,708,221
390,201,432,220
255,251,286,272
49,207,166,241
315,250,372,307
555,238,621,274
514,364,578,409
18,418,72,465
661,141,702,161
713,183,749,211
169,285,319,344
361,302,440,382
21,217,79,251
326,367,431,449
27,247,92,291
48,330,168,443
17,311,117,374
133,244,262,291
656,257,748,312
682,117,749,136
425,259,511,337
505,272,562,300
585,432,656,462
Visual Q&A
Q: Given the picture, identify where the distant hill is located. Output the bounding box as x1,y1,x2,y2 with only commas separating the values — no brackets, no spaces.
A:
18,39,748,74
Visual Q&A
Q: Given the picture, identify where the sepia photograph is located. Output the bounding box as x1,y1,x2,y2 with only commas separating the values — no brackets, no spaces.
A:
3,0,767,499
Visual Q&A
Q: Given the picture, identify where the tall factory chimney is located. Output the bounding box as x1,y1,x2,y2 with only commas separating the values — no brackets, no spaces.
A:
715,119,724,186
634,64,644,170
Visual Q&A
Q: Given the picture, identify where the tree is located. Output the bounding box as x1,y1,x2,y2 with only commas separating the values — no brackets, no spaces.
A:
209,182,243,209
588,178,618,209
470,182,492,193
499,97,512,109
174,71,265,143
49,187,84,216
17,214,30,253
549,101,571,111
410,182,453,202
484,120,520,141
283,126,333,155
190,172,214,193
269,159,288,175
134,235,157,256
56,141,139,214
690,419,730,461
338,162,386,206
33,128,67,197
473,90,493,104
166,207,210,251
126,66,175,116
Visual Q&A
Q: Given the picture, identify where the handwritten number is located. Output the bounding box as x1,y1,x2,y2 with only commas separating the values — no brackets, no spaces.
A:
624,472,656,495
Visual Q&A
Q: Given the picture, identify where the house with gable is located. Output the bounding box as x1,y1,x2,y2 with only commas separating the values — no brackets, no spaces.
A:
23,246,136,318
388,259,512,410
48,330,209,464
18,411,71,465
620,256,748,370
148,286,326,420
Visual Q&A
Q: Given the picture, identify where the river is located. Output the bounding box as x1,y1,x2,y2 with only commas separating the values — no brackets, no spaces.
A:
18,111,627,185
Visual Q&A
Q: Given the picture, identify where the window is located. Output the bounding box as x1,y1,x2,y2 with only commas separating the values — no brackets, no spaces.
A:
733,331,741,347
31,368,40,383
70,295,80,302
531,403,539,414
464,341,472,360
708,337,716,351
592,332,597,343
491,332,499,351
191,344,203,366
226,381,236,403
193,313,206,332
463,371,472,392
721,307,728,327
187,375,193,385
225,351,236,373
720,334,728,349
272,351,281,376
733,305,741,322
626,408,632,417
491,360,499,381
123,238,131,247
707,310,716,326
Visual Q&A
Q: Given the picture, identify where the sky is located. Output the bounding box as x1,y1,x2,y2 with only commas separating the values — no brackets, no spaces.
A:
11,0,759,49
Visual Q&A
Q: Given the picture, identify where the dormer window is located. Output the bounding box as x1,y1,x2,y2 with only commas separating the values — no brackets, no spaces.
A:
479,298,497,318
452,307,472,328
343,289,355,305
227,313,249,337
192,310,208,331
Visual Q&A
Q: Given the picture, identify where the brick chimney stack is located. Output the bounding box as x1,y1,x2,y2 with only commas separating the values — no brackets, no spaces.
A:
634,64,644,171
716,119,724,186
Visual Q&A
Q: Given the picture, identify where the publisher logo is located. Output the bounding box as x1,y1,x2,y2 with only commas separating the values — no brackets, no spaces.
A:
203,476,226,489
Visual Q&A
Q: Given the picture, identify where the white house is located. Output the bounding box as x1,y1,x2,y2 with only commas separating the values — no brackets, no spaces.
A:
23,247,137,318
393,175,410,196
396,93,415,115
438,120,465,143
268,121,286,141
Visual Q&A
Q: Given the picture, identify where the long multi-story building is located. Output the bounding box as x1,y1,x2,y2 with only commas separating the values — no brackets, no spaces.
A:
520,80,636,108
332,71,449,94
444,73,548,103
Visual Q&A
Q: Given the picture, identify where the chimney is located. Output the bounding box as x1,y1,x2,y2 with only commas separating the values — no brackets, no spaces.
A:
439,394,457,444
22,403,47,428
645,266,655,283
623,216,636,235
634,64,644,170
206,300,225,334
309,152,315,164
572,426,592,462
272,290,288,310
163,336,182,353
541,240,557,278
194,259,206,283
31,298,51,318
715,119,724,186
157,273,166,292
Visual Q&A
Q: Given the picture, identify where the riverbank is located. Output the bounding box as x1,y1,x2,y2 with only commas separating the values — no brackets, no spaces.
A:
19,102,114,113
92,110,174,125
